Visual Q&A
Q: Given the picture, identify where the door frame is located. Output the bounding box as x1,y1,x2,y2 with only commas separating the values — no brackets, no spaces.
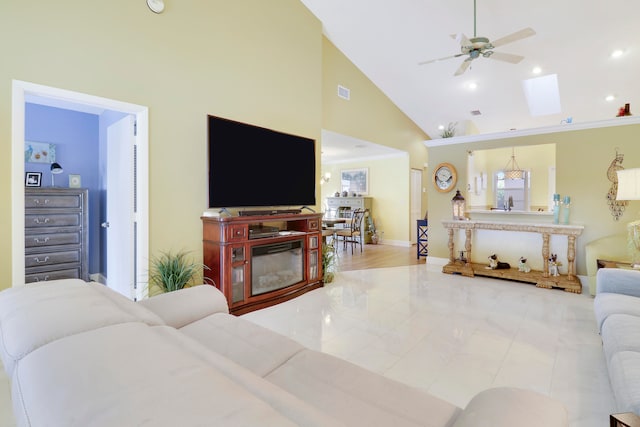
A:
11,80,149,299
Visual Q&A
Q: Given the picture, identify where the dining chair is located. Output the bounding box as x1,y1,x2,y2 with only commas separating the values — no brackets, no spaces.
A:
335,208,367,254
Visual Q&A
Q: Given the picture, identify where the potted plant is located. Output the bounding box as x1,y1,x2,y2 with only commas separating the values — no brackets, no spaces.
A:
440,121,457,138
322,243,337,283
149,250,213,294
367,216,380,244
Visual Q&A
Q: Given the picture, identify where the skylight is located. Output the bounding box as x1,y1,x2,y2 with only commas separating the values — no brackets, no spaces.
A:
522,74,562,116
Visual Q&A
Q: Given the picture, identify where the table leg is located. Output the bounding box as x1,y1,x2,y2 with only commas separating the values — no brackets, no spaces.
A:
567,235,576,279
465,228,472,268
542,232,550,277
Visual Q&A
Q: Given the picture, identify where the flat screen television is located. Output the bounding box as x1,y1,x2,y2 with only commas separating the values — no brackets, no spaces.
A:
208,115,316,209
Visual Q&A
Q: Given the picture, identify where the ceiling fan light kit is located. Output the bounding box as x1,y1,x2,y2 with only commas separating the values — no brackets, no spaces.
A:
419,0,535,76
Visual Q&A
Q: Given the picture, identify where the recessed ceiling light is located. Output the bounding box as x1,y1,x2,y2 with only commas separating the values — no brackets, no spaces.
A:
611,49,625,58
467,82,477,90
532,66,542,74
438,125,445,130
605,95,616,102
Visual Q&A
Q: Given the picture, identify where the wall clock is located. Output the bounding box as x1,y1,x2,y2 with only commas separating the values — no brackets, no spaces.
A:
433,162,457,193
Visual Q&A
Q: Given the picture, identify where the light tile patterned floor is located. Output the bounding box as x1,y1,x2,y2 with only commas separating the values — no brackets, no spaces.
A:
243,263,616,427
0,263,614,426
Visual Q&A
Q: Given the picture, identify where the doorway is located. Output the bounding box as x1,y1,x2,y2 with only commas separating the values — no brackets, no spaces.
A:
11,80,149,300
410,168,423,243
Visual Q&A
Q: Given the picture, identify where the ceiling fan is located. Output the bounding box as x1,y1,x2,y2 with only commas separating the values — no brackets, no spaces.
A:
418,0,535,76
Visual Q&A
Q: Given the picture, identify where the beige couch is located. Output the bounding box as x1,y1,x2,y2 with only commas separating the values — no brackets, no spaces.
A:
0,279,568,427
585,234,629,296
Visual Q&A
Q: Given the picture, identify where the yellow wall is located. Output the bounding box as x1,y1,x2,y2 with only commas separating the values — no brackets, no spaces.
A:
0,1,428,290
0,0,323,290
427,121,640,275
321,38,428,242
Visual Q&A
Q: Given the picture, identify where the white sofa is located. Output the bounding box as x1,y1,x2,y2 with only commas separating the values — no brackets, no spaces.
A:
595,267,640,415
0,279,568,427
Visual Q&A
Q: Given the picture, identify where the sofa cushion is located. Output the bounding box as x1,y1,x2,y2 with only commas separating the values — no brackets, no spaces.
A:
451,387,568,427
11,322,337,427
609,351,640,414
266,348,462,427
601,314,640,362
0,279,163,375
138,284,229,328
180,312,304,377
594,292,640,332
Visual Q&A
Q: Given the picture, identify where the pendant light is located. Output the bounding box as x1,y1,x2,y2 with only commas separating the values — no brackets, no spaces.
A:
503,147,525,180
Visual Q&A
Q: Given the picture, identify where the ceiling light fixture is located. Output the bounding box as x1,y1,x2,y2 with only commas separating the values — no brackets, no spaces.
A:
147,0,165,14
503,147,525,180
611,49,625,58
606,95,616,102
467,82,478,90
532,66,542,74
438,125,445,130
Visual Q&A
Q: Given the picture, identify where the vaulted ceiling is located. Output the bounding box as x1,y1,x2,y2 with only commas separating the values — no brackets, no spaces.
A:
304,0,640,161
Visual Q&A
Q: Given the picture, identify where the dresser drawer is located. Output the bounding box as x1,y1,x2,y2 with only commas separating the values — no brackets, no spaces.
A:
25,213,81,229
25,193,82,209
25,232,81,248
25,268,81,284
25,250,81,268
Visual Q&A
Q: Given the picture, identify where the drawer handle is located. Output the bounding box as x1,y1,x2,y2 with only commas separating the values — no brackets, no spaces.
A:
34,237,50,244
33,256,50,264
33,199,50,205
33,275,50,282
33,218,50,224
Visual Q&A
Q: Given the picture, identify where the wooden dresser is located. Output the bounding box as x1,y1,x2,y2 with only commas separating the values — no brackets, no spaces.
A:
25,188,89,283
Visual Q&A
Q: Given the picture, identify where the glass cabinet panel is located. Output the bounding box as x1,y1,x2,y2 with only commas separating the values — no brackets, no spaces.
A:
309,249,318,281
308,235,318,250
231,265,244,303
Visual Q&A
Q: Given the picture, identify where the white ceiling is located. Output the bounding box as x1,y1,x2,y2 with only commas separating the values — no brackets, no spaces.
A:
305,0,640,161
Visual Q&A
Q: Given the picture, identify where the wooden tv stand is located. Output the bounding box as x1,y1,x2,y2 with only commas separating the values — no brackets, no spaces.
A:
202,212,323,315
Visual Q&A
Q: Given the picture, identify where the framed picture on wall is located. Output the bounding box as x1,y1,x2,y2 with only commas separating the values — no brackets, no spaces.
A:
25,141,56,164
25,172,42,187
341,168,369,195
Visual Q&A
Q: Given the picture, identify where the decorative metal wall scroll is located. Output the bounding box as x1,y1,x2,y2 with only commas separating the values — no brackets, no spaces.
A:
606,150,627,221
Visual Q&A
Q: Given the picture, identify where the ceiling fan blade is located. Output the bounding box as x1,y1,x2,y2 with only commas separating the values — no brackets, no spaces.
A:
491,27,536,48
418,53,464,65
454,59,472,76
487,51,525,64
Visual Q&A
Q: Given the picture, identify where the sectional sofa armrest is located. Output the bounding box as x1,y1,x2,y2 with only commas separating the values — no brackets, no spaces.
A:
596,268,640,298
138,284,229,329
452,387,568,427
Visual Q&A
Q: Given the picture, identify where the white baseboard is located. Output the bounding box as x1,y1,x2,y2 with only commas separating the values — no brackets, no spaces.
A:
372,239,412,247
90,273,107,284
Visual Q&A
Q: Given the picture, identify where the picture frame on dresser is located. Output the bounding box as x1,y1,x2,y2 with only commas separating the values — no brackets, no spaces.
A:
341,168,368,195
25,172,42,187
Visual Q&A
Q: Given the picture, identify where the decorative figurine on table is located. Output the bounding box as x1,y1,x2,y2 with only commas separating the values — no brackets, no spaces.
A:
487,254,510,270
518,257,531,273
548,253,561,276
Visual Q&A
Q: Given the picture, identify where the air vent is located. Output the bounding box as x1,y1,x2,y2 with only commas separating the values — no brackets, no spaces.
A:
470,110,482,116
337,85,350,100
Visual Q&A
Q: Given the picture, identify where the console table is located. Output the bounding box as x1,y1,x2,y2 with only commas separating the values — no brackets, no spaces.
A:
442,220,584,293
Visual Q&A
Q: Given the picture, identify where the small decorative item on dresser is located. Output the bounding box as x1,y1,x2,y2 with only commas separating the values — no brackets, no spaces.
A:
69,174,82,188
25,172,42,187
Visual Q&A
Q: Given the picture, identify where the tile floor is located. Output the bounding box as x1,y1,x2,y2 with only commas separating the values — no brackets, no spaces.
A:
0,263,615,426
243,262,616,427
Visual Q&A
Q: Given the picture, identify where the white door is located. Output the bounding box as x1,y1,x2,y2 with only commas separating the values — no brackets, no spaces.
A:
410,169,423,243
105,115,136,299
